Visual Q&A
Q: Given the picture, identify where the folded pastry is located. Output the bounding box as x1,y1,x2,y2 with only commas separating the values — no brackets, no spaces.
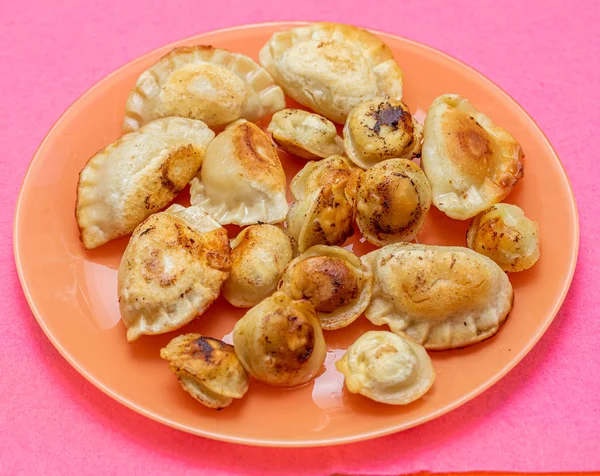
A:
344,97,422,169
223,224,296,308
190,121,288,225
356,159,431,245
467,203,540,272
362,243,514,350
290,155,362,206
286,181,354,252
336,331,435,405
267,109,343,159
123,45,285,130
160,334,249,409
259,22,403,123
233,292,326,387
118,205,231,342
76,117,214,249
278,245,372,330
421,94,524,220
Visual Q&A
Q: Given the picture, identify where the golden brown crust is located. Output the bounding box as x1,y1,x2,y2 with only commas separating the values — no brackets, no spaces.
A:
160,333,249,409
356,159,431,245
343,97,423,169
233,292,326,387
422,94,524,220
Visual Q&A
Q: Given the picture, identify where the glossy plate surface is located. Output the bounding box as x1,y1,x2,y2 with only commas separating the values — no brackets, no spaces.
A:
14,22,578,446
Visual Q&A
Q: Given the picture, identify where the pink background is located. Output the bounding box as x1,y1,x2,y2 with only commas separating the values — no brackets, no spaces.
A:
1,0,598,474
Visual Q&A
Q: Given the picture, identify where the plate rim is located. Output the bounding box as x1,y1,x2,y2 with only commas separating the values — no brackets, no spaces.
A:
13,21,580,447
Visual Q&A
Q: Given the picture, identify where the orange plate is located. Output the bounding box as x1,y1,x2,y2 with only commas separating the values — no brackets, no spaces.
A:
14,22,579,447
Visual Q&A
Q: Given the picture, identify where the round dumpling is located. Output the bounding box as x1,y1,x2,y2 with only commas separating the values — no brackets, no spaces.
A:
290,155,362,206
259,22,403,123
421,94,524,220
344,97,422,169
223,225,296,307
336,331,435,405
160,334,249,409
466,203,540,272
278,245,372,330
124,45,285,130
233,292,326,387
190,121,288,225
286,182,354,252
118,205,231,342
362,243,514,350
356,159,431,245
267,109,343,160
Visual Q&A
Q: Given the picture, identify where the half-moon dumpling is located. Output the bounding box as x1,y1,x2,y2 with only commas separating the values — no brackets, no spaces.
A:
233,292,326,387
160,334,249,409
278,245,372,330
421,94,524,220
259,22,403,123
290,155,362,206
118,205,231,342
223,224,296,308
336,331,435,405
190,121,288,225
76,117,215,249
286,182,354,252
344,97,422,169
356,159,431,245
362,243,513,350
467,203,540,272
123,45,285,131
267,109,343,159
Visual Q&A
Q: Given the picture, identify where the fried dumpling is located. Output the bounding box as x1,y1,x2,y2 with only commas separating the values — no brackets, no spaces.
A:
356,159,431,245
421,94,524,220
259,22,403,123
118,205,231,342
286,181,354,252
76,117,215,249
290,155,362,206
233,292,326,387
223,224,296,308
160,334,249,409
190,121,288,225
267,109,343,159
336,331,435,405
467,203,540,272
362,243,513,350
344,97,422,169
123,45,285,131
278,245,372,330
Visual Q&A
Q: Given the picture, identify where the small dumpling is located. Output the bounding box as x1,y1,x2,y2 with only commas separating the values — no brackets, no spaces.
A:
76,117,215,249
267,109,343,159
233,292,326,387
344,97,423,169
278,245,372,330
160,334,249,409
118,205,231,342
421,94,524,220
336,331,435,405
290,155,362,206
362,243,513,350
259,22,403,123
356,159,431,245
190,121,288,225
467,203,540,272
123,45,285,131
223,224,296,308
286,181,354,252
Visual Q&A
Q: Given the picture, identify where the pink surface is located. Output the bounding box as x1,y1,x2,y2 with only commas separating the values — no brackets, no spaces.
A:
1,0,598,474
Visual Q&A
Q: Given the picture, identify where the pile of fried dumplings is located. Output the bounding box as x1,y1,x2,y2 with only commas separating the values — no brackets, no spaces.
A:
75,22,540,410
